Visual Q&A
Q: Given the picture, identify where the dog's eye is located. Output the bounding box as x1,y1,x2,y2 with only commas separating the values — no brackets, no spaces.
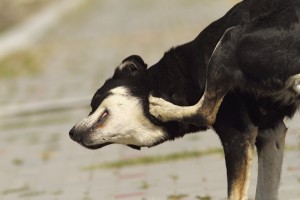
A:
101,111,108,120
97,110,109,126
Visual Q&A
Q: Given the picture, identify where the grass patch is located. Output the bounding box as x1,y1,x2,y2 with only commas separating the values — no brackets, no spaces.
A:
2,184,30,195
139,181,151,190
12,158,24,166
0,50,42,78
19,190,46,198
167,194,189,200
196,195,212,200
52,190,63,196
81,148,223,170
285,145,299,151
170,174,179,182
82,196,93,200
2,185,57,198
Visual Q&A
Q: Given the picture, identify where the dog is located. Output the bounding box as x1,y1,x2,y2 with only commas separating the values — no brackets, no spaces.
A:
69,0,300,199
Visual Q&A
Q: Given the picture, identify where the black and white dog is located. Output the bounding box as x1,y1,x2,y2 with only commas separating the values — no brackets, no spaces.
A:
69,0,300,199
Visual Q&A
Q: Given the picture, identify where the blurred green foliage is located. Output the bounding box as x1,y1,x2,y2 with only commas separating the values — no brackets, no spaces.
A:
0,50,42,78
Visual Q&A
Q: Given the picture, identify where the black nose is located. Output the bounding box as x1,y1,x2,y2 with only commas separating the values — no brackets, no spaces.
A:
69,126,76,139
69,126,83,143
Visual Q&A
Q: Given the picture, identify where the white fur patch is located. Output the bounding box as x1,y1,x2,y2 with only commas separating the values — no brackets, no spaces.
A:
289,74,300,94
75,86,166,147
270,73,300,105
294,84,300,93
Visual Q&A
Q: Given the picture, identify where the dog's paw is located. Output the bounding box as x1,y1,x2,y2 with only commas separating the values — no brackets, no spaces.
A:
149,95,179,122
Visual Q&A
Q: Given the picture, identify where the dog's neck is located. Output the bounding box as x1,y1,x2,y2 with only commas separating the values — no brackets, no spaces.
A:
145,46,203,106
145,26,232,106
144,1,251,106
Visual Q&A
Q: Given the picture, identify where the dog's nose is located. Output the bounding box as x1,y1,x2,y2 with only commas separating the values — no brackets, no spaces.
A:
69,126,83,143
69,126,76,139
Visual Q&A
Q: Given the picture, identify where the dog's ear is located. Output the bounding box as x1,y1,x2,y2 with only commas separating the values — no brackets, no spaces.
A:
121,55,147,71
113,55,147,78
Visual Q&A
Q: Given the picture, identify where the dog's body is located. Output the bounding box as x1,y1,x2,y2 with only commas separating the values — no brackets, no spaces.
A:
70,0,300,199
150,0,300,126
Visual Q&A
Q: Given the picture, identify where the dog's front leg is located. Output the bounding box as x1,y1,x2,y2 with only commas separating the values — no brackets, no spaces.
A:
255,121,287,200
219,126,257,200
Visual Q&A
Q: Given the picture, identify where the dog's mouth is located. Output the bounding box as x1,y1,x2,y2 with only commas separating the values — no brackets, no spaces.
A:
81,142,114,150
82,142,141,150
79,135,142,150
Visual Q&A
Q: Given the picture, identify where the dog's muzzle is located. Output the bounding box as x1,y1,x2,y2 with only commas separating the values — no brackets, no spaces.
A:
69,125,112,149
69,126,140,150
69,126,80,142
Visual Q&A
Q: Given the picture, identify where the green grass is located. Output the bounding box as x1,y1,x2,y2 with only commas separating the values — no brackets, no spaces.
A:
2,184,30,195
285,145,299,151
167,194,189,200
19,190,46,198
139,181,151,190
52,190,63,196
12,158,24,166
196,195,212,200
81,148,223,170
170,174,179,182
0,50,42,78
82,196,93,200
2,185,63,198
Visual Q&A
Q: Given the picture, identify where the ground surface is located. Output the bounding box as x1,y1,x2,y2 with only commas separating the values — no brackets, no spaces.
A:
0,0,299,199
0,0,59,32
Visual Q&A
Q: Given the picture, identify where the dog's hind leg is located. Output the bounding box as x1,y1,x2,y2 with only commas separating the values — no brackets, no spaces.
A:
149,27,239,126
217,125,257,200
255,121,287,200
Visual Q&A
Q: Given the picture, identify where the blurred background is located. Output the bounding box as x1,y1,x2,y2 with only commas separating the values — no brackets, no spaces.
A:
0,0,299,199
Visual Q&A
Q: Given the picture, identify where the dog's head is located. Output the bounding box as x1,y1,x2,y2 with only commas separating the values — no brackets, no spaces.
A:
69,55,207,150
69,55,167,150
